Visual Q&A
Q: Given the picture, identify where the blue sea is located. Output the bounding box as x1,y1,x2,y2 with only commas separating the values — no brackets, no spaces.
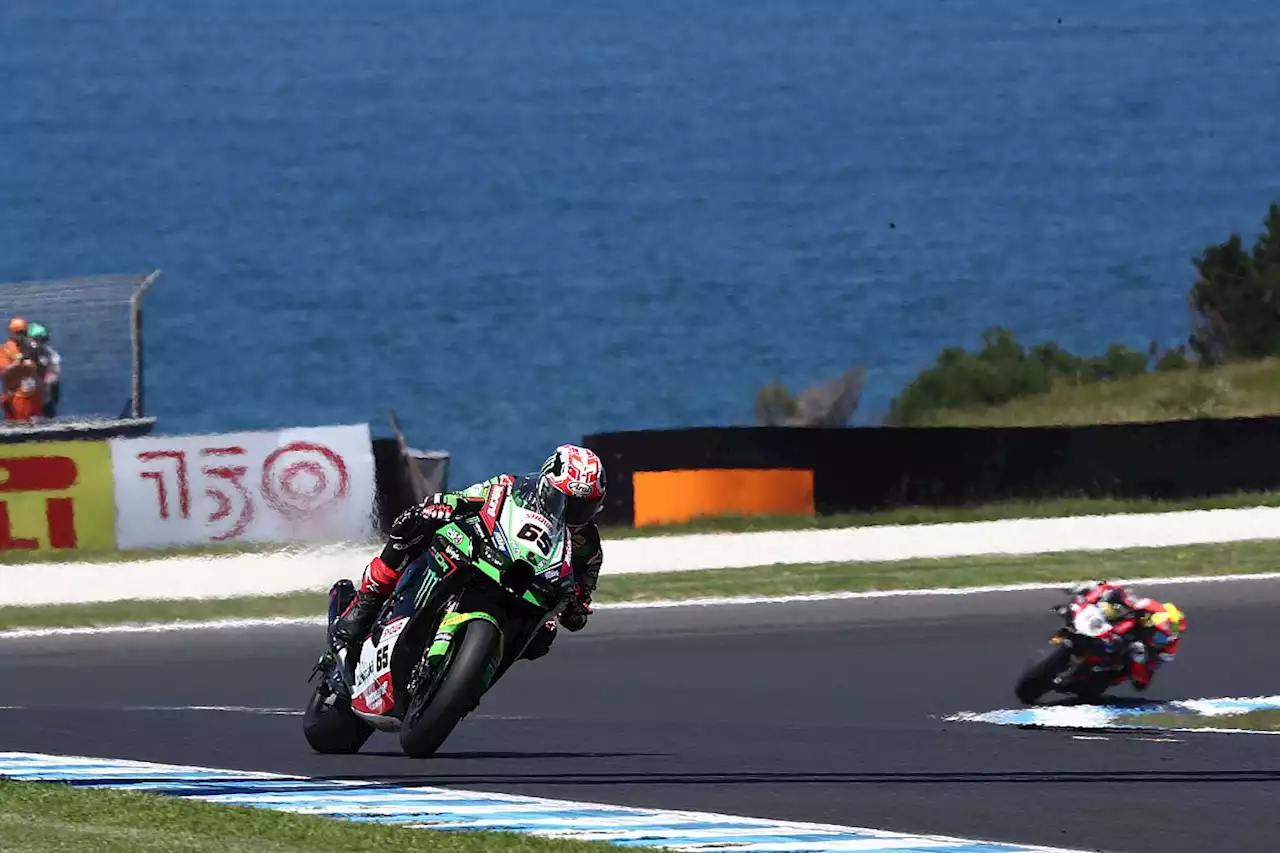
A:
2,0,1279,484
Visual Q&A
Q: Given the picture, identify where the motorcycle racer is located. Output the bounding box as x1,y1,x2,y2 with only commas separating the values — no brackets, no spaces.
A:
1068,580,1186,691
329,444,607,672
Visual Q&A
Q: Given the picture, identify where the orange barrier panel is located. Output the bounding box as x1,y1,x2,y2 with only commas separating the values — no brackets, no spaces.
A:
0,441,116,551
632,468,815,528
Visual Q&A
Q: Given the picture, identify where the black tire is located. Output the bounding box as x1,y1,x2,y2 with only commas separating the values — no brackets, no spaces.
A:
1015,644,1072,705
1075,681,1108,704
1072,668,1115,704
303,682,374,754
399,619,502,758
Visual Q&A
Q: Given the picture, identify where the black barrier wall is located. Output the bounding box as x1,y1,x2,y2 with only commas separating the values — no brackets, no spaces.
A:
584,419,1280,526
372,437,416,534
0,418,156,445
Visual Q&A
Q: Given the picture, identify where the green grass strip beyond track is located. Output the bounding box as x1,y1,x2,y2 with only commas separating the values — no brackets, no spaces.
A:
3,538,1280,632
0,779,611,853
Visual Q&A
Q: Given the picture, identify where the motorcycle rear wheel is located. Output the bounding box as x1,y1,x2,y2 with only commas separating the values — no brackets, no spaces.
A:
1015,644,1072,705
303,680,374,754
399,619,502,758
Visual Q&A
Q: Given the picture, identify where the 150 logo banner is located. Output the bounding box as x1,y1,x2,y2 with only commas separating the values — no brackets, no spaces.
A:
110,424,377,549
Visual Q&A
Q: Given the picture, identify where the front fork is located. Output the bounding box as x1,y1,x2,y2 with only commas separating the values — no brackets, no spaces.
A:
408,596,506,698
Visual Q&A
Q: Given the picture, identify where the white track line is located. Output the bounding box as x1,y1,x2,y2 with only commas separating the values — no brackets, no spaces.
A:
3,570,1280,640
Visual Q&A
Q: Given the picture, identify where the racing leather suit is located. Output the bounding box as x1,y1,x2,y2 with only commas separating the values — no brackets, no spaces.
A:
1076,582,1182,690
330,474,601,666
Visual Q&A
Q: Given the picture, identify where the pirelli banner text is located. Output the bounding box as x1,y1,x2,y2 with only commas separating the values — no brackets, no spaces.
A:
0,424,377,553
0,442,117,551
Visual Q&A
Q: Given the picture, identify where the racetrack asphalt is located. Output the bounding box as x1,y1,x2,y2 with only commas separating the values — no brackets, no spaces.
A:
2,576,1278,853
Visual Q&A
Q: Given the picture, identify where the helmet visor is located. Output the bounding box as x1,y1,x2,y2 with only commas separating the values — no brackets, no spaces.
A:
513,476,568,526
539,479,568,523
515,475,567,525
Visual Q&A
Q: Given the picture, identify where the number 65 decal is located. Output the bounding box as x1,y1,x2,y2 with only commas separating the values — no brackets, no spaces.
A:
517,522,553,554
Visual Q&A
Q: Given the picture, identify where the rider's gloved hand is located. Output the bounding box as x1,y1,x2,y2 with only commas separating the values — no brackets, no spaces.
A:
387,494,455,552
418,495,454,522
559,585,593,632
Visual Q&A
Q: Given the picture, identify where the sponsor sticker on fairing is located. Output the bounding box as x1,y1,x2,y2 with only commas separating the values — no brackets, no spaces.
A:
490,523,509,555
355,653,378,686
483,485,504,520
381,616,409,643
358,675,391,715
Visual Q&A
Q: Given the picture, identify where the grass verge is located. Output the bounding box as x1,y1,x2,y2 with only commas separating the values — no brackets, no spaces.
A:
0,593,329,631
596,538,1280,602
0,779,607,853
917,358,1280,427
4,538,1280,632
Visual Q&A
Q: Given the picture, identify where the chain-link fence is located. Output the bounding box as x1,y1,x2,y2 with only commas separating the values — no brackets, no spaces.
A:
0,270,160,421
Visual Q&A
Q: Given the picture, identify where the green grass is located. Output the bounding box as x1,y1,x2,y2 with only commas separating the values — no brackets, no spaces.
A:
1127,710,1280,731
5,538,1280,632
917,358,1280,427
0,779,607,853
595,538,1280,602
0,592,330,631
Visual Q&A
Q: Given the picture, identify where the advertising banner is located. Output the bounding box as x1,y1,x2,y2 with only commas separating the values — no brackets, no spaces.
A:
111,424,377,549
0,441,115,552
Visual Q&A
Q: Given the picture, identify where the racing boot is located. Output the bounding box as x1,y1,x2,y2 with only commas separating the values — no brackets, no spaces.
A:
327,557,401,674
329,590,384,663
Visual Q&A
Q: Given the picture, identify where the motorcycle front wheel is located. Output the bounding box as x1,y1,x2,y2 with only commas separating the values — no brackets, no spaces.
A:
1014,644,1072,705
399,619,502,758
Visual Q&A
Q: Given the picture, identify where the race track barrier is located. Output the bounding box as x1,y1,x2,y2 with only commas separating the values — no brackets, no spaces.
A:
0,423,401,554
0,441,116,551
585,419,1280,527
111,425,378,548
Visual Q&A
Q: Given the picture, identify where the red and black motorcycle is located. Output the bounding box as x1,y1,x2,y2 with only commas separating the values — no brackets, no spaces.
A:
1014,593,1134,705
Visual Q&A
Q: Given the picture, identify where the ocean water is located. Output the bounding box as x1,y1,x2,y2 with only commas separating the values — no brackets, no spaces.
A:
2,0,1279,484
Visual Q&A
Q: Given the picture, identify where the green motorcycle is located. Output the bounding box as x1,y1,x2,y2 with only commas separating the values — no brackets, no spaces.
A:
303,477,577,757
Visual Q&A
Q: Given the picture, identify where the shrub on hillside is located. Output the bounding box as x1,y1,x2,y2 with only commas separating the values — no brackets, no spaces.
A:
754,367,866,426
1155,347,1191,372
1188,203,1280,364
887,328,1151,426
755,381,799,425
1086,344,1150,382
